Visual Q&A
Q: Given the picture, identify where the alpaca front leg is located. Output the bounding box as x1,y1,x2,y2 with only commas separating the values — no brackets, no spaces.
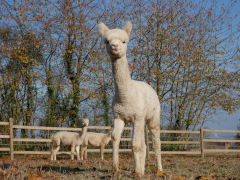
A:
71,145,75,160
54,147,59,160
140,136,146,175
112,119,124,176
51,150,54,161
76,145,80,160
80,144,87,160
132,121,145,178
100,144,105,160
51,145,60,161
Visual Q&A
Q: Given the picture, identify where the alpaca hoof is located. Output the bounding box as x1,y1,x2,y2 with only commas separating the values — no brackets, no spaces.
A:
112,170,119,176
135,173,143,180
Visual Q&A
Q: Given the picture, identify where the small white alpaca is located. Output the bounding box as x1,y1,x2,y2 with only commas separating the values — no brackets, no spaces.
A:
80,127,113,160
51,118,89,160
98,21,163,178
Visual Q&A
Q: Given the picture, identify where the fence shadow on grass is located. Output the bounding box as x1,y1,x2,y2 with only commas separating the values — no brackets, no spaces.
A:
37,163,110,174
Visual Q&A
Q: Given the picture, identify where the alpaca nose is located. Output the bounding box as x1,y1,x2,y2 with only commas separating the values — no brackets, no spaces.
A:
112,44,118,48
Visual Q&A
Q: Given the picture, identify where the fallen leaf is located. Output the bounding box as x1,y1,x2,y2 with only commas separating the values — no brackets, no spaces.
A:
120,166,127,170
151,169,158,173
172,175,186,179
5,171,13,178
196,176,215,180
155,170,167,178
118,174,123,179
32,169,38,172
29,176,44,180
25,172,33,177
10,168,17,171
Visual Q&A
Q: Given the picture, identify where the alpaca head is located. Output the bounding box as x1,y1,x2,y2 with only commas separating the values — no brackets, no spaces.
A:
98,21,132,59
82,118,89,127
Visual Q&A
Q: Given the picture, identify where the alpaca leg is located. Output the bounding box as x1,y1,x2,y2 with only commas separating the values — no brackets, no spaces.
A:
80,144,87,160
112,118,124,176
76,145,80,160
51,148,54,160
100,144,105,160
51,145,60,161
132,120,145,178
54,146,60,160
140,134,146,175
71,145,75,160
148,106,162,171
51,148,54,161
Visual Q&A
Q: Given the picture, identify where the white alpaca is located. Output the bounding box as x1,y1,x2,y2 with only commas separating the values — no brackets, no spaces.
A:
80,127,113,160
51,118,89,161
98,21,163,178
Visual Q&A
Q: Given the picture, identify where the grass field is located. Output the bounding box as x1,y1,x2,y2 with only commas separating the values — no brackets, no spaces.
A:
0,153,239,180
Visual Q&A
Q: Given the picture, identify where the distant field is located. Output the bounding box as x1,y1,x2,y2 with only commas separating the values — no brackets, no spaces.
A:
0,153,239,180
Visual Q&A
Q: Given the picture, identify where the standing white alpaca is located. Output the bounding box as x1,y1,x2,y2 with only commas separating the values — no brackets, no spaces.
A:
98,21,162,178
80,127,113,160
51,118,89,161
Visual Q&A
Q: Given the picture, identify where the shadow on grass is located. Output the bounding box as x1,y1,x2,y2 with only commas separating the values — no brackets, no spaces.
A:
36,165,110,174
0,163,11,169
36,165,115,180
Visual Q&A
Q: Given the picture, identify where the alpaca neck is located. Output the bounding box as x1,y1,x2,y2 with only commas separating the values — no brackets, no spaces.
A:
81,126,88,137
111,56,132,97
107,130,112,137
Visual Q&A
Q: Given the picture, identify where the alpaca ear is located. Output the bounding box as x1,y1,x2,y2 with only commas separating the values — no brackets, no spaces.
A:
122,21,132,36
98,22,110,36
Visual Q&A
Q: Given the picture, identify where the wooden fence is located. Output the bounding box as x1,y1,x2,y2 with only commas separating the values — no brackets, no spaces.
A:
0,118,240,160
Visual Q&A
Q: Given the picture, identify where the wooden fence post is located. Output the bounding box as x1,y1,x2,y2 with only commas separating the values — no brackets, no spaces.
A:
200,126,204,158
9,118,14,160
47,130,50,148
145,125,150,159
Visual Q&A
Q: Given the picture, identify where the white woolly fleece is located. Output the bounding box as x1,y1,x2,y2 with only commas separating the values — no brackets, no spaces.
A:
98,21,163,178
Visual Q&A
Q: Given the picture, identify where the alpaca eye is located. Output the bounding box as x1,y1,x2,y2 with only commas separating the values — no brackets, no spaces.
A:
123,41,126,44
105,41,109,44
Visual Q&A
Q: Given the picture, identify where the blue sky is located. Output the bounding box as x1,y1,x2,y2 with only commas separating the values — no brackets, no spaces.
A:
199,0,240,138
203,110,240,139
208,110,240,130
